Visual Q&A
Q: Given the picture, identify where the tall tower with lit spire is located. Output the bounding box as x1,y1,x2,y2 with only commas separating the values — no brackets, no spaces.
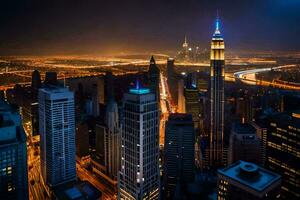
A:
209,16,225,167
118,81,160,200
182,35,188,49
182,35,189,60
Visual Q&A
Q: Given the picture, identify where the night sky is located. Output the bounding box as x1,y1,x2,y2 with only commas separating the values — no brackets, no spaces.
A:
0,0,300,55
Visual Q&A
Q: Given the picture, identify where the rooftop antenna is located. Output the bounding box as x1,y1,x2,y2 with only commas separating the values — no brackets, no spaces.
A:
214,10,221,35
135,79,140,90
216,10,220,30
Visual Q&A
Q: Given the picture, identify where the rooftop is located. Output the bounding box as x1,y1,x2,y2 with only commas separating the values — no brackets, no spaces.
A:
39,85,70,94
0,99,24,143
53,181,101,200
129,80,150,95
218,161,281,193
168,113,193,122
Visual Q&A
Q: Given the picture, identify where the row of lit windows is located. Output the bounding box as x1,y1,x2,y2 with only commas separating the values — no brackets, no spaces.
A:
268,157,299,175
268,141,300,158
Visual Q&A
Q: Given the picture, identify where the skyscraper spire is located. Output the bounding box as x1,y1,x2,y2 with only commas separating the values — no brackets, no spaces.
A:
183,34,188,49
150,55,156,65
135,79,140,90
214,11,221,35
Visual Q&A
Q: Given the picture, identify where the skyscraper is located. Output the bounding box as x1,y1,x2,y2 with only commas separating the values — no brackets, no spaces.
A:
119,82,160,200
164,114,195,199
228,123,261,165
105,73,120,181
218,161,281,200
265,111,300,199
0,99,28,200
39,86,76,187
76,122,90,158
166,58,178,106
184,85,200,129
182,35,189,61
209,17,225,167
31,70,41,97
177,79,186,113
148,56,160,101
44,71,58,86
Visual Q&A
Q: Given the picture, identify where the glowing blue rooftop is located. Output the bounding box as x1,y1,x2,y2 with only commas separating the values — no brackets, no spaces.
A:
129,80,150,95
129,88,150,95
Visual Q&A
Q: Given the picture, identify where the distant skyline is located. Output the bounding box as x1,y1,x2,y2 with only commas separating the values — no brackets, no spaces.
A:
0,0,300,55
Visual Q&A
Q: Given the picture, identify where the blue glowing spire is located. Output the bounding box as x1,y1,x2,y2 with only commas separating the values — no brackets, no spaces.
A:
213,11,221,36
216,18,220,31
136,79,140,90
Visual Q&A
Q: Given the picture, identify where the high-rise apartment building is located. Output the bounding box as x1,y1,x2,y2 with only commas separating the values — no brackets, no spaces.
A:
0,100,28,200
119,82,160,200
39,86,76,187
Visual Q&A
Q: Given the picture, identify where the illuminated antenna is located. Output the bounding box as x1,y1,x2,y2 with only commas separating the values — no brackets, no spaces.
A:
214,10,221,35
135,79,140,90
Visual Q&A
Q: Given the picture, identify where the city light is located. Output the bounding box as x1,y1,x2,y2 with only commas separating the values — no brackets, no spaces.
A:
0,1,299,200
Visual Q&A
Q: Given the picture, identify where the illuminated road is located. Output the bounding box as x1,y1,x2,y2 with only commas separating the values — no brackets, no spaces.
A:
234,64,300,90
24,123,50,200
0,70,33,75
159,72,176,147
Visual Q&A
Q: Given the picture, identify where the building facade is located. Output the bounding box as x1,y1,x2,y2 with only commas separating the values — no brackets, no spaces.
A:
0,100,28,200
39,86,76,187
228,123,261,165
118,83,160,200
266,111,300,199
105,98,121,181
184,87,200,129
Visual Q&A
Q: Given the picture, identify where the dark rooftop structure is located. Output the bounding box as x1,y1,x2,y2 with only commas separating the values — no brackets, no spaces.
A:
232,123,256,135
53,181,101,200
218,160,281,199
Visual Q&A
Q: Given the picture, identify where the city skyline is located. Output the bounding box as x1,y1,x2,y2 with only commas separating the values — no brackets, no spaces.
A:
0,1,299,200
0,0,300,55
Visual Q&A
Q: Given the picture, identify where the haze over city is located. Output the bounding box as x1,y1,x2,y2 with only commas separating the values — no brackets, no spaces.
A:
1,0,300,55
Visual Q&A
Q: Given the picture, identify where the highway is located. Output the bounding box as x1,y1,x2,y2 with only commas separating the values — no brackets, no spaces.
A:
24,122,50,200
234,64,300,90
